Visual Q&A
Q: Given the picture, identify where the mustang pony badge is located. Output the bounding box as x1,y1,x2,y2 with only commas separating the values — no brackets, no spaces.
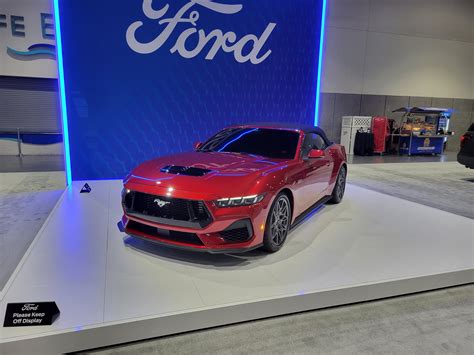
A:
154,198,171,207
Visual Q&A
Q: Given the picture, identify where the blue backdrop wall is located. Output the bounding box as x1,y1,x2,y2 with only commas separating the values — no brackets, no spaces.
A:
57,0,324,180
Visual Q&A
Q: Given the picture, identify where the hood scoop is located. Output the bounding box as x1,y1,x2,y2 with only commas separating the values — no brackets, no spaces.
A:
160,165,212,177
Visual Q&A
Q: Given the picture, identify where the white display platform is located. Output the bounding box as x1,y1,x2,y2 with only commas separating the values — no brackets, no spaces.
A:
0,181,472,354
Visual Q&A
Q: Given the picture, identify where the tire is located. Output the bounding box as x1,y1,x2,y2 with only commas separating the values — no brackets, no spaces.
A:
262,193,292,252
328,165,347,204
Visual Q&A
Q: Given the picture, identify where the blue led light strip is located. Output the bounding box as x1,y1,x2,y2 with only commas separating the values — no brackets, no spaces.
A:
53,0,72,185
52,0,326,183
313,0,327,127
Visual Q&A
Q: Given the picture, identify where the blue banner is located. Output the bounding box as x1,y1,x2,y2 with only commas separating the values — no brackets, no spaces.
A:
57,0,324,180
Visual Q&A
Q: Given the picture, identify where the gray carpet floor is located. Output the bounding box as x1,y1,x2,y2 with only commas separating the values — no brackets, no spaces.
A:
0,172,65,291
0,155,64,173
348,162,474,219
348,151,457,165
83,285,474,355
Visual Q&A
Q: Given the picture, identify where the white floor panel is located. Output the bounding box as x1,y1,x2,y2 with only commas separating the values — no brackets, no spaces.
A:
0,181,472,354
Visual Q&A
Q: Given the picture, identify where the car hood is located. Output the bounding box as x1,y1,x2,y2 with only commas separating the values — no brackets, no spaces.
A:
125,151,288,199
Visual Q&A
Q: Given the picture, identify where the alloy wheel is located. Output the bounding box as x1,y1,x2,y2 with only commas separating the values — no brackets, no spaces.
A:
270,196,290,246
335,167,346,200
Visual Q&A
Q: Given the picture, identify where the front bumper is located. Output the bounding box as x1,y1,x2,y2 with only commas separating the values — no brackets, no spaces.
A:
118,220,262,254
120,193,270,253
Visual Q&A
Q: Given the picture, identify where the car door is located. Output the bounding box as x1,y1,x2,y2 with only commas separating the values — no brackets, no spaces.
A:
293,132,334,214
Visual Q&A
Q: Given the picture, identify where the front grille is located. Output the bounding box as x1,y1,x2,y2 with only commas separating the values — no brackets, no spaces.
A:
127,220,204,246
123,191,212,228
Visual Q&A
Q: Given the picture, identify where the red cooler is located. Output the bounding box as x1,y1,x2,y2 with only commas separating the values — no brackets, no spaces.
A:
371,116,389,154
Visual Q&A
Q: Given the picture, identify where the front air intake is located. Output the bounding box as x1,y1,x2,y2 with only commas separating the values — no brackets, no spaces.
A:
126,220,204,246
218,219,253,244
160,165,212,177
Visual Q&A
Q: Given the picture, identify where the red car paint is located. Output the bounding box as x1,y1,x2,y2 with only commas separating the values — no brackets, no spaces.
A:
121,124,347,253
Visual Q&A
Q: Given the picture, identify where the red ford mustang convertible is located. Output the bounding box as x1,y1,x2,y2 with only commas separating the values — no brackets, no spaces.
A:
120,124,347,253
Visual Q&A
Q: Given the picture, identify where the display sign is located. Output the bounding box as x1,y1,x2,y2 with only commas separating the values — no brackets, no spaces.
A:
418,138,435,151
56,0,325,180
80,183,92,193
399,135,444,155
3,302,60,327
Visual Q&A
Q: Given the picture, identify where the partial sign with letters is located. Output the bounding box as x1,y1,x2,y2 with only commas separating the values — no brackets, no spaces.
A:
0,0,57,78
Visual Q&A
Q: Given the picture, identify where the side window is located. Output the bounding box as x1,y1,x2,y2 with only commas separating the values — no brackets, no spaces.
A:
302,133,327,157
313,134,327,150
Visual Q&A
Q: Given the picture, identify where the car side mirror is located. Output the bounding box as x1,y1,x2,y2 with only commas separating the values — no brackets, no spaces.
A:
194,141,203,150
308,149,325,159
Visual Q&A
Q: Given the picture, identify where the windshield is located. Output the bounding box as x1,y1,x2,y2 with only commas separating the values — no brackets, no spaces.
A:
198,128,300,159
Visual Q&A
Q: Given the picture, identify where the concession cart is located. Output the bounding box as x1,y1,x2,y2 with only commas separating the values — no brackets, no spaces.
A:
391,107,452,156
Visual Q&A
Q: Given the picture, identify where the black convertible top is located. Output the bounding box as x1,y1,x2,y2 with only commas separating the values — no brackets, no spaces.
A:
233,122,333,145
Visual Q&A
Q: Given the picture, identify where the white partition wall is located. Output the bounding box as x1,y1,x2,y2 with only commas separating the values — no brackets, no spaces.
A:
340,116,372,155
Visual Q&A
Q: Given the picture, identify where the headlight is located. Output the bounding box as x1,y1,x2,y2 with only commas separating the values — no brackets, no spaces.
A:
215,194,265,208
121,187,131,199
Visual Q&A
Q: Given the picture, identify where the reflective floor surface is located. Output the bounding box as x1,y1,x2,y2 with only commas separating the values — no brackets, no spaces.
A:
1,180,472,353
